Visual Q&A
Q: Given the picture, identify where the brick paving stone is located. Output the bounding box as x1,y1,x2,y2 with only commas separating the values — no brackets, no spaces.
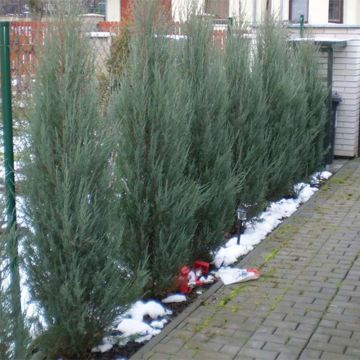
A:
298,349,323,359
132,160,360,360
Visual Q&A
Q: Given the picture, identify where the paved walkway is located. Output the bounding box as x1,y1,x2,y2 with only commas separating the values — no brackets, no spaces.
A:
133,159,360,360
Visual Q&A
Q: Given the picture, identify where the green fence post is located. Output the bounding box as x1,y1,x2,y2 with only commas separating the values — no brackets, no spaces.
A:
227,16,233,36
0,21,24,358
300,14,304,38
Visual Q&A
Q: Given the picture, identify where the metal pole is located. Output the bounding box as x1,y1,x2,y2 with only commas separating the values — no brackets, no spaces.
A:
227,17,233,36
0,23,17,227
300,14,304,38
0,21,23,358
326,46,334,164
236,220,242,245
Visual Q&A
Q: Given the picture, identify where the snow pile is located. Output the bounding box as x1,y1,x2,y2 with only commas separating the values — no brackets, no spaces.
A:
311,171,332,185
213,178,326,268
92,300,172,352
127,300,171,321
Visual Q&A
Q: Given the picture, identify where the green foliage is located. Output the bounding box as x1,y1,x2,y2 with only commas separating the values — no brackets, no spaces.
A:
22,8,146,359
98,26,131,112
109,0,203,294
108,27,131,85
180,13,239,258
255,17,319,200
295,41,328,173
225,21,269,215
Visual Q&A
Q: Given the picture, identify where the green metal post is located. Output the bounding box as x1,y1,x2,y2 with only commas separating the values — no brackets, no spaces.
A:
227,17,233,36
0,21,24,358
300,14,304,38
326,46,334,164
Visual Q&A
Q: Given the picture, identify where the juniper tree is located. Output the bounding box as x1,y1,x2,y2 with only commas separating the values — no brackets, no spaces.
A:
109,0,203,294
256,17,309,200
225,21,269,215
294,41,327,174
180,12,238,258
22,4,146,358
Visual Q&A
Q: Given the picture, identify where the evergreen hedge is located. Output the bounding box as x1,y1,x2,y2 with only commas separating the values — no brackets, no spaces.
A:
21,1,327,355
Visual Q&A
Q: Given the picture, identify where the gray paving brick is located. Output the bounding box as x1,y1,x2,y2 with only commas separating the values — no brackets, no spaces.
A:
299,349,322,359
219,344,241,355
234,348,279,360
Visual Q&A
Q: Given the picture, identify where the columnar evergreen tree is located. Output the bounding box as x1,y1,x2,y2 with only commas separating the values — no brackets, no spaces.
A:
256,17,309,200
180,13,238,258
22,3,146,357
109,0,203,294
225,21,269,214
295,41,327,174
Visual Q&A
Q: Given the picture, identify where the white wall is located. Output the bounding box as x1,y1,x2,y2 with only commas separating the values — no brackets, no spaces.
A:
172,0,205,22
344,0,360,25
106,0,120,21
290,26,360,157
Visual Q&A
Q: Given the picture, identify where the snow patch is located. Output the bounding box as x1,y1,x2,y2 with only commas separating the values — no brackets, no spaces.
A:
213,179,323,268
162,294,187,303
116,318,155,336
91,342,113,353
127,300,172,321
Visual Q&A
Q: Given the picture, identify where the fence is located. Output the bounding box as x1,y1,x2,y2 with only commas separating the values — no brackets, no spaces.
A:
5,20,228,117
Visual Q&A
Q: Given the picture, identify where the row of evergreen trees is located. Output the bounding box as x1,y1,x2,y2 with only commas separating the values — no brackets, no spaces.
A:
1,0,327,358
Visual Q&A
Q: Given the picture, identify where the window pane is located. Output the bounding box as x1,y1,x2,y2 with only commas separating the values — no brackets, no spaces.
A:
329,0,342,22
291,0,308,22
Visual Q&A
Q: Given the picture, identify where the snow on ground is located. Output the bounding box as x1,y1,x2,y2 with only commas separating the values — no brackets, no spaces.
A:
213,182,320,268
162,294,187,303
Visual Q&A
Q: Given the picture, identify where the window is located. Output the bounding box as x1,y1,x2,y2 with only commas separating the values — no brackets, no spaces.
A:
329,0,343,23
289,0,309,22
205,0,229,19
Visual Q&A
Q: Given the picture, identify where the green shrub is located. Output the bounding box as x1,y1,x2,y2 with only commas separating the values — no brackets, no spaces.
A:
295,41,327,174
22,6,146,358
225,21,269,215
255,17,309,200
109,0,203,294
180,13,239,258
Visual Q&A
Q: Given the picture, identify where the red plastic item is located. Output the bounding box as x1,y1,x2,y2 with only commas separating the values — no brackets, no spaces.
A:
177,266,191,294
193,260,210,275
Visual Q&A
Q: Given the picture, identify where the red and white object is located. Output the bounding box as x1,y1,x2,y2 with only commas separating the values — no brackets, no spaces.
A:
216,268,260,285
